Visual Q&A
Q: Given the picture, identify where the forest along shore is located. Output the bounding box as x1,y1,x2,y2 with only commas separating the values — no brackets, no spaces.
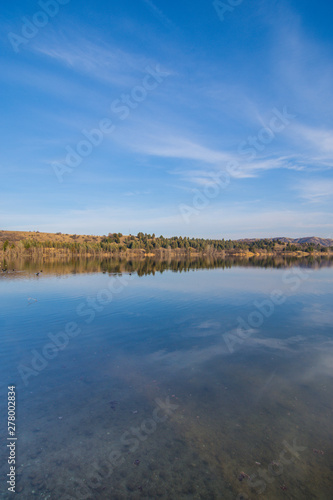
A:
0,230,332,259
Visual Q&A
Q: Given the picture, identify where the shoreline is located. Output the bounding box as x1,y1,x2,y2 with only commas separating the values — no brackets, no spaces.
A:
0,247,331,259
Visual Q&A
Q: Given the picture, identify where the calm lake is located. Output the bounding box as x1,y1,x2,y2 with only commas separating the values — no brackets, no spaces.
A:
0,257,332,499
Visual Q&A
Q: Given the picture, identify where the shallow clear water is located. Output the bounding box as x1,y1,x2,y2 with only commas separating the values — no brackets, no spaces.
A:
0,259,332,499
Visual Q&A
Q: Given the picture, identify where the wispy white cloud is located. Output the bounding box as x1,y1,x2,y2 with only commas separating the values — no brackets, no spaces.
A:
32,32,159,88
142,0,178,30
239,334,307,352
131,134,233,164
296,179,333,203
298,126,333,154
300,303,333,327
291,126,333,170
112,124,316,183
124,190,151,196
298,348,333,382
271,9,333,116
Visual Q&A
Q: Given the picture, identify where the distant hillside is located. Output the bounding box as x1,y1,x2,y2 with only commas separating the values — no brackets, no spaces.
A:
239,237,333,248
279,237,333,247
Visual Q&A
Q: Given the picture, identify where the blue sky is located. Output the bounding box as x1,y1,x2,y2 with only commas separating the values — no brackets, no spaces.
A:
1,0,332,238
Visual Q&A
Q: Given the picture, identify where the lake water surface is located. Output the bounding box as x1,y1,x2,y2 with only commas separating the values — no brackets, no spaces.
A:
0,257,332,499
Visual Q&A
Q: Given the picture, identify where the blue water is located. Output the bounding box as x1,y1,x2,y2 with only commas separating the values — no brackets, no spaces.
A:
0,260,332,499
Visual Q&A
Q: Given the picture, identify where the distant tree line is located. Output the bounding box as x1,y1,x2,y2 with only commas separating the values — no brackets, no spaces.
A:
2,232,332,255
